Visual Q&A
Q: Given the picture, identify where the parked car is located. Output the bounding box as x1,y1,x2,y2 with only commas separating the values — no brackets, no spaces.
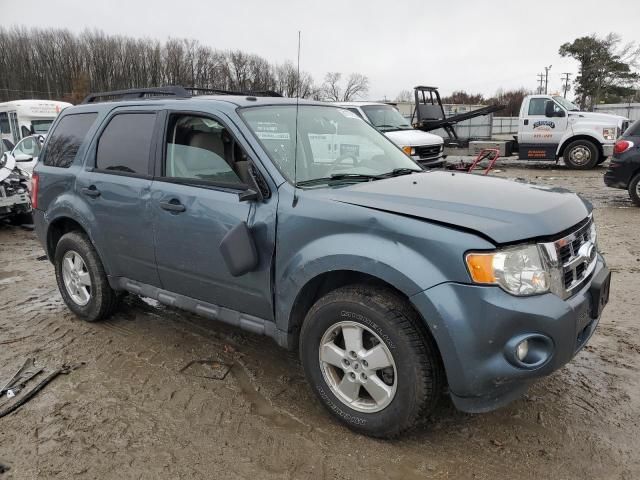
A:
10,134,45,175
604,119,640,206
517,95,629,169
0,141,32,223
32,87,610,438
334,101,445,167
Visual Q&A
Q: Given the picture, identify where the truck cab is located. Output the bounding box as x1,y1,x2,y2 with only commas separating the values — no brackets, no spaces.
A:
517,95,629,169
334,102,445,167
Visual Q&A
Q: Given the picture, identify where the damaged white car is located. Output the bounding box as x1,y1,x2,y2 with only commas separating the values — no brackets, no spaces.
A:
0,141,32,224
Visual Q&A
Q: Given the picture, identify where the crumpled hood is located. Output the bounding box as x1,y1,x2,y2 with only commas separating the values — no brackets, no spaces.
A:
384,129,444,147
330,171,590,244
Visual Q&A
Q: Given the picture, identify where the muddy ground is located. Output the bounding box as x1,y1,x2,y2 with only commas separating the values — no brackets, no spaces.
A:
0,159,638,480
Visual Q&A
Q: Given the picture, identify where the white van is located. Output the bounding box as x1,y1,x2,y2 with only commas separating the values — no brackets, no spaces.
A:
334,102,445,167
0,100,71,148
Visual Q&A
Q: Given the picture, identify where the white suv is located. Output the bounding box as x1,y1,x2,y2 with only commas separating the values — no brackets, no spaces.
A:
335,102,445,167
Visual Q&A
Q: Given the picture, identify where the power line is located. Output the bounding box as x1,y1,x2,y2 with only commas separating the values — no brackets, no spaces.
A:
561,73,572,98
537,73,545,94
544,65,552,95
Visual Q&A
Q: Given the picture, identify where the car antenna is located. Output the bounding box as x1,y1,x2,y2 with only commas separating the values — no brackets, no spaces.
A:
292,30,301,207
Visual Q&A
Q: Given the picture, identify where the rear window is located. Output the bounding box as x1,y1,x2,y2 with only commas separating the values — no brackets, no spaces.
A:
42,113,98,168
96,113,156,175
625,119,640,137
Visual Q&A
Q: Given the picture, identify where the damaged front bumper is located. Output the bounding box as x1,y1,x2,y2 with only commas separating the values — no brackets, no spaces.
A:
410,255,609,413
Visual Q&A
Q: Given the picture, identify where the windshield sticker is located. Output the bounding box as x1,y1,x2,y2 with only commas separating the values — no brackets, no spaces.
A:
340,144,360,157
255,131,290,140
533,120,555,130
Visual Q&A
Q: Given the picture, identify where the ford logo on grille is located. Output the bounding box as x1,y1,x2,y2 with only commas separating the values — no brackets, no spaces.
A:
577,241,595,267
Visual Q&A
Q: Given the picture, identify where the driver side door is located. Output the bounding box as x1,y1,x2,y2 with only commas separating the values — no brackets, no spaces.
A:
151,111,277,321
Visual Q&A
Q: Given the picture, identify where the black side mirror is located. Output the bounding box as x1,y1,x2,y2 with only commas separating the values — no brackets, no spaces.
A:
544,101,555,117
238,188,259,202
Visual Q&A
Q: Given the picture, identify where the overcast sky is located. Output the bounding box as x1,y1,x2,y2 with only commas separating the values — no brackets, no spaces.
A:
3,0,639,100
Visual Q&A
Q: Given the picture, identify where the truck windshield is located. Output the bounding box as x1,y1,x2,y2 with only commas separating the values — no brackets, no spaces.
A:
240,105,420,186
31,119,54,134
361,105,412,132
552,96,580,111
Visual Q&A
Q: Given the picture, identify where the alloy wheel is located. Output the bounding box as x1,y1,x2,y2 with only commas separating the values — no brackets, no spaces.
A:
318,321,397,413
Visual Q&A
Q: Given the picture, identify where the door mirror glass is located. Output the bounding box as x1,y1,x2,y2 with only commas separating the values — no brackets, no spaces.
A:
545,100,565,118
14,153,33,162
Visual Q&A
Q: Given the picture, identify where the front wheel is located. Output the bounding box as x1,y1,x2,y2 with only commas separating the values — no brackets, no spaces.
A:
629,173,640,207
563,139,599,169
299,285,443,438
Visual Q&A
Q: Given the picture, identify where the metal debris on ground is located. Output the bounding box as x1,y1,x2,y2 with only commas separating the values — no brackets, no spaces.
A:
0,360,84,419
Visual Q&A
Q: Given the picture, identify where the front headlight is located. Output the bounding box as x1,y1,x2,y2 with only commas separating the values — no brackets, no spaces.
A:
603,127,617,141
401,145,416,156
465,245,550,296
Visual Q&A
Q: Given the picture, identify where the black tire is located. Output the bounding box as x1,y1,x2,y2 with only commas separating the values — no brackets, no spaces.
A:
563,139,599,169
54,231,119,322
299,285,443,438
597,156,608,165
629,173,640,207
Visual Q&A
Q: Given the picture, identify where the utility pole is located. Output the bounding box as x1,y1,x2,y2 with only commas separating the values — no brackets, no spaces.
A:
544,65,552,94
537,73,545,94
561,73,572,98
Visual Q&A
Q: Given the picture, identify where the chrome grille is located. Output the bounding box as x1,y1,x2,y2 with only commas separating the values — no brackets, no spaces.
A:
414,145,442,159
544,217,597,298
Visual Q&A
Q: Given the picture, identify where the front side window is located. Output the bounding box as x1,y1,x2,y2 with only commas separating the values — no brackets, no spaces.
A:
42,113,98,168
528,99,547,116
163,115,246,187
31,119,54,134
240,105,420,186
0,113,9,134
96,113,156,174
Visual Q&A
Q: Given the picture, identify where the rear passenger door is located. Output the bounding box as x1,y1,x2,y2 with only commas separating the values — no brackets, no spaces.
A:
151,111,276,321
76,107,162,286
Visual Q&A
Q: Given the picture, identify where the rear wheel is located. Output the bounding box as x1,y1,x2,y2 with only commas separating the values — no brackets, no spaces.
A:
629,173,640,207
299,285,443,438
54,231,119,321
563,139,599,169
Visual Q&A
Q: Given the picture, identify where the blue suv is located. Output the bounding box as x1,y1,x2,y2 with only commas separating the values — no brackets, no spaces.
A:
32,87,610,438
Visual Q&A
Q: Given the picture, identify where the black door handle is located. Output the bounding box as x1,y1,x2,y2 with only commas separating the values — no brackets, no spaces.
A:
81,186,101,198
159,199,186,213
524,119,529,125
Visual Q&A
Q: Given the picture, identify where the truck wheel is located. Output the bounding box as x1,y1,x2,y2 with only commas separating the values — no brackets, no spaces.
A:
54,231,119,322
597,156,608,165
299,285,443,438
629,173,640,207
563,139,599,169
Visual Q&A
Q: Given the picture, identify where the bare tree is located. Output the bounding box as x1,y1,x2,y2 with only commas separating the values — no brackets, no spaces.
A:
322,72,342,101
342,73,369,101
321,72,369,101
0,26,320,102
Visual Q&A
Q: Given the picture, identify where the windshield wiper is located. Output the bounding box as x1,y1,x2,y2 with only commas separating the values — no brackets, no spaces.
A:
375,168,422,178
296,169,422,187
296,173,380,187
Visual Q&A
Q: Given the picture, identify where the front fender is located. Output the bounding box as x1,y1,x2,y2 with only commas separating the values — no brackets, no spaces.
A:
556,129,605,156
273,187,495,335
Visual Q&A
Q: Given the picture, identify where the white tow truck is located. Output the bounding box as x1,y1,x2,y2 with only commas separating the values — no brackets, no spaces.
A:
517,94,630,169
